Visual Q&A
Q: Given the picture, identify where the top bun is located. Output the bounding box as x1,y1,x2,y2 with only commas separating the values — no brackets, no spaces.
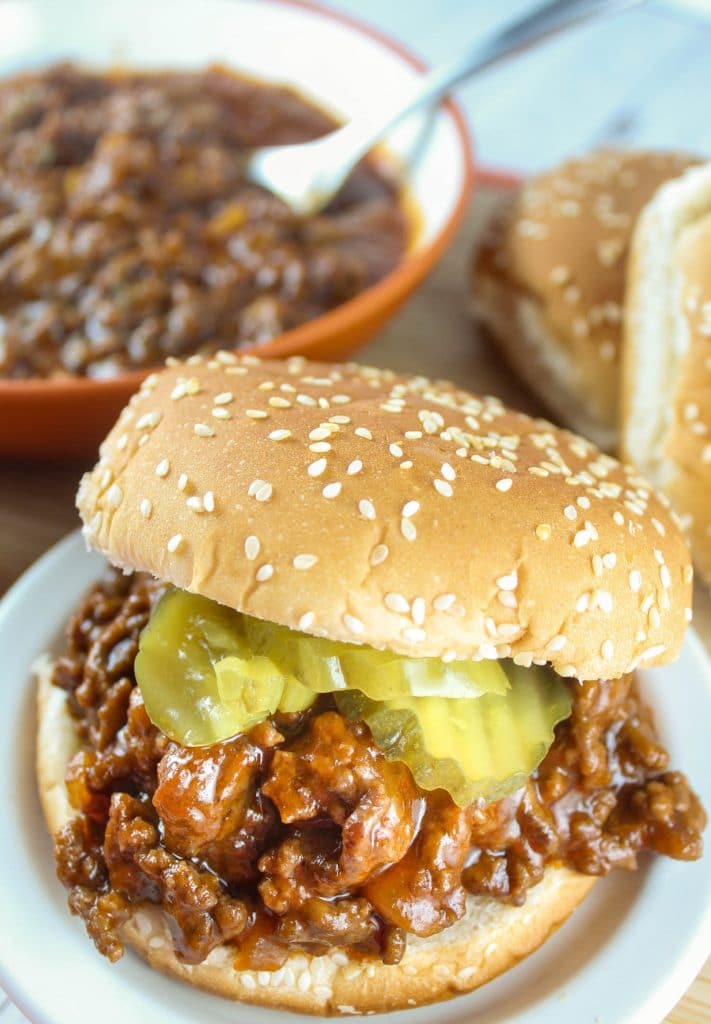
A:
471,149,698,450
77,354,692,681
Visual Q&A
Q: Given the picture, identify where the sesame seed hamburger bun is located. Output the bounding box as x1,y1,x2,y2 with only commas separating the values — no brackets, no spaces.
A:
36,659,596,1015
77,354,691,682
470,149,699,451
622,162,711,587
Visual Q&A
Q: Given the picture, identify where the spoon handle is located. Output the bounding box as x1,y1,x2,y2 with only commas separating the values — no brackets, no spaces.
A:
341,0,644,160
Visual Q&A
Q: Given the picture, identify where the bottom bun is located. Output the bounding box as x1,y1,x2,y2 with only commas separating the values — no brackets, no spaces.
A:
36,659,596,1016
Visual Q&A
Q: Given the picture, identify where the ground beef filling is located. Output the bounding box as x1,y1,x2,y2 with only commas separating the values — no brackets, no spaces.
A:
0,64,407,378
51,571,706,969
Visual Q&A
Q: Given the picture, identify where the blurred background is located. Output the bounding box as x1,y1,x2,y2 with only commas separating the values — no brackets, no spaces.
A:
331,0,711,171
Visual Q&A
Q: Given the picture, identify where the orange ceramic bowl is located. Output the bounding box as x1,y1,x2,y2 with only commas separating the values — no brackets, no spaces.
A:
0,0,474,458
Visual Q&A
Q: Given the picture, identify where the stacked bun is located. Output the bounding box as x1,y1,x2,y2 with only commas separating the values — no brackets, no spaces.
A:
623,162,711,586
471,150,698,451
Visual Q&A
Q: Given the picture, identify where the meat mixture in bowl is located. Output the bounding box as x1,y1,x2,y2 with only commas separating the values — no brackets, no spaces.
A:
0,64,408,378
51,571,706,969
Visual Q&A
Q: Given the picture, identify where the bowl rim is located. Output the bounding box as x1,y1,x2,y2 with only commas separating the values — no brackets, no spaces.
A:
0,0,475,399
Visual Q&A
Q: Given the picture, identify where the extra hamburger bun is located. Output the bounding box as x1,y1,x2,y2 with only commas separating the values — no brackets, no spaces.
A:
471,149,698,451
77,355,692,682
622,162,711,586
36,658,596,1015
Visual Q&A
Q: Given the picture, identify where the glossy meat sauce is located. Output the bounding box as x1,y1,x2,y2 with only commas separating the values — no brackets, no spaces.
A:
0,64,407,378
52,571,706,968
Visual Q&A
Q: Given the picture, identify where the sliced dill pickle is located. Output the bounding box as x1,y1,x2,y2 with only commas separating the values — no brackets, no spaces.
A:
135,589,315,745
334,665,571,807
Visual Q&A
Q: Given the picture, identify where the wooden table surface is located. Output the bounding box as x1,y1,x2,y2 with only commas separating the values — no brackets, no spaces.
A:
0,185,709,1024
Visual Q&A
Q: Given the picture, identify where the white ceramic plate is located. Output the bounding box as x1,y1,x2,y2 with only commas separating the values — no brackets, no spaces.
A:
1,531,710,1024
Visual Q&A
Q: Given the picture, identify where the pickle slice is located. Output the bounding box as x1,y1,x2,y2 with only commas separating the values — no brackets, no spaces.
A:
334,665,571,807
135,589,314,744
243,615,510,701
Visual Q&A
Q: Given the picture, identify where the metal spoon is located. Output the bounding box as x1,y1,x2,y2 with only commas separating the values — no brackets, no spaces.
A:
247,0,643,217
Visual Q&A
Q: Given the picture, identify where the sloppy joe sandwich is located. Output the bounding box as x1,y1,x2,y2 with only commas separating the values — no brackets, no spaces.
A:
623,162,711,587
471,149,697,450
37,354,706,1015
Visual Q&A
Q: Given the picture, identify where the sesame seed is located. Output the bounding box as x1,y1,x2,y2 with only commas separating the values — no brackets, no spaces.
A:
683,565,694,584
244,536,260,561
369,544,389,566
269,396,291,408
194,423,215,438
358,498,376,520
564,505,577,520
269,429,292,441
434,479,453,498
596,590,614,614
548,634,567,652
347,460,363,476
602,552,617,569
389,443,403,458
310,427,332,441
167,533,182,553
404,430,422,440
401,518,417,541
308,458,328,478
601,639,614,661
256,564,274,582
331,394,351,405
203,491,215,513
343,614,364,635
573,529,591,547
613,510,625,526
309,442,332,453
441,462,456,482
385,593,410,614
536,523,552,540
498,591,517,608
322,482,342,499
136,410,161,430
138,435,149,447
299,611,316,631
576,593,590,613
293,554,318,570
496,572,518,591
496,478,512,492
106,483,123,508
296,394,317,407
212,407,231,420
577,496,591,510
685,607,693,622
433,593,456,612
411,597,426,625
246,409,268,420
660,565,671,589
116,433,128,451
214,391,233,405
354,427,373,440
402,500,420,518
139,498,152,519
639,644,666,661
403,627,426,644
330,415,350,425
155,458,170,478
186,496,203,512
255,482,273,502
400,460,413,470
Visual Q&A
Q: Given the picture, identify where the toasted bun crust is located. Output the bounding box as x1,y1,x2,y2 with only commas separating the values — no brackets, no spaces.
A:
36,662,596,1016
76,355,691,680
471,149,698,449
622,162,711,587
